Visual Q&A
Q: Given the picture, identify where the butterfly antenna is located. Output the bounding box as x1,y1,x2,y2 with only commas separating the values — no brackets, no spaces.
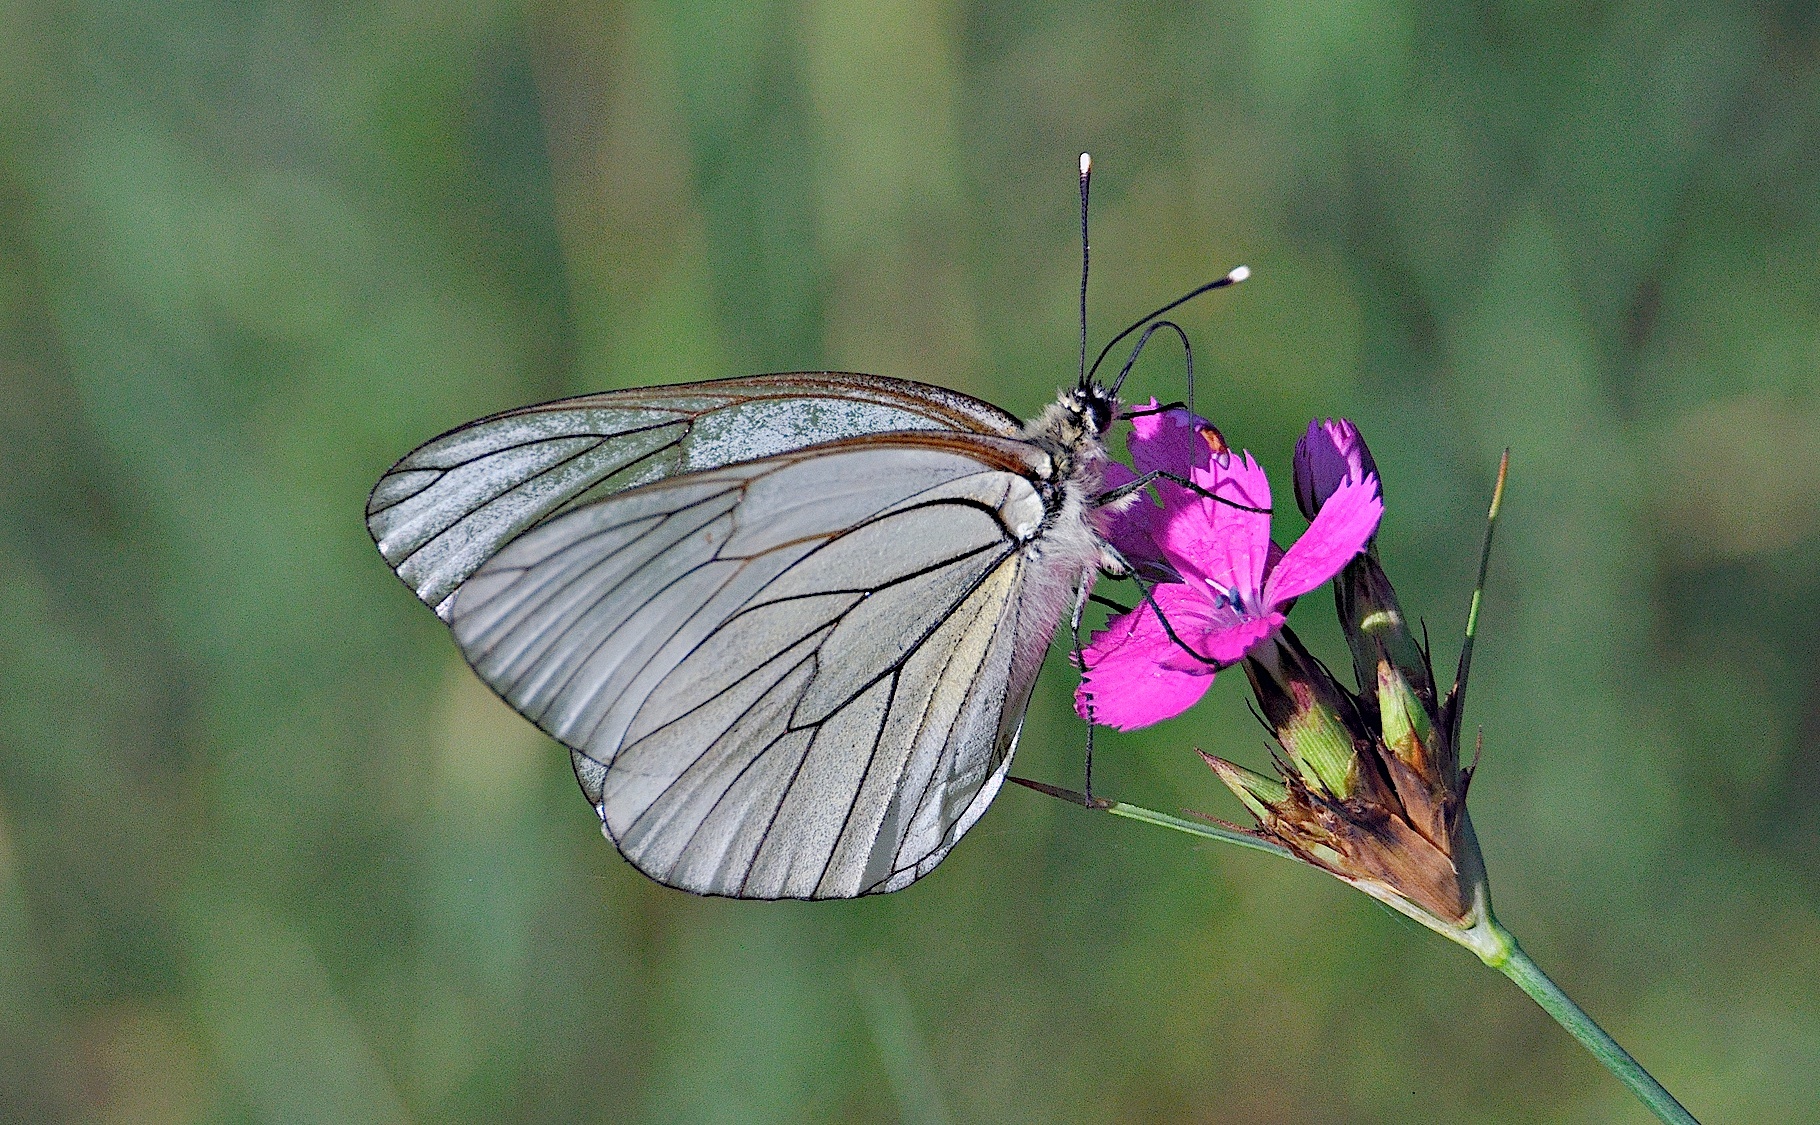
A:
1187,337,1195,417
1078,152,1092,391
1087,265,1249,389
1108,318,1192,398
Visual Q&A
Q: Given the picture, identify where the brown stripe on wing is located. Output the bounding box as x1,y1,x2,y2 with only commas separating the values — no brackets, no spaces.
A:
475,372,1024,438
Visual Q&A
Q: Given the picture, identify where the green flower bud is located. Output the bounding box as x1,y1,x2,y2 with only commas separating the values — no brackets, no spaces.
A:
1333,550,1433,710
1242,629,1366,799
1281,691,1359,797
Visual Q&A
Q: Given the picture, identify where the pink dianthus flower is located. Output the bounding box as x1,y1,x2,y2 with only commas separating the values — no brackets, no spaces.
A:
1076,404,1384,730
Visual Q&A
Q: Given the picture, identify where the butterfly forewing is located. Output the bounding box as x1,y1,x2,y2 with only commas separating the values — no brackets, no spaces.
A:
366,373,1024,619
447,433,1078,898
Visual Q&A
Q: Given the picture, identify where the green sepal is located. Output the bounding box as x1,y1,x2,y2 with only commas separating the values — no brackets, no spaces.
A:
1201,753,1288,820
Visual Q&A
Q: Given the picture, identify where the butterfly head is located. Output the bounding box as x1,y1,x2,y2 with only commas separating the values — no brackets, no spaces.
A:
1064,382,1120,438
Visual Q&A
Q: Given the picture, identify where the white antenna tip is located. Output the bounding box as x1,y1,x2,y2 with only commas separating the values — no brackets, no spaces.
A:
1227,265,1251,284
1079,152,1092,176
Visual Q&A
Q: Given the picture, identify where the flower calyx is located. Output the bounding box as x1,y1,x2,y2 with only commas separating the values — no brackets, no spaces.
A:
1199,419,1491,936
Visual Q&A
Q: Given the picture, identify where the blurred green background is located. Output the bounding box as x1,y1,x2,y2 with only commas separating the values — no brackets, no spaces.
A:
4,1,1818,1121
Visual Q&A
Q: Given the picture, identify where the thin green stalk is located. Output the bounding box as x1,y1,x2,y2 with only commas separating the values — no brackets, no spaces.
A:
1478,918,1698,1125
1007,777,1290,859
1445,448,1509,747
1016,781,1700,1123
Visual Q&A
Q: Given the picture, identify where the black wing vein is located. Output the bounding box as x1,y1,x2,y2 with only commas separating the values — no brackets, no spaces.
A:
446,437,1078,898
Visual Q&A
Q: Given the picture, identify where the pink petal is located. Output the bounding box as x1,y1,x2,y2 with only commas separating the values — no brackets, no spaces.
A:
1159,450,1273,595
1126,401,1217,512
1262,472,1383,607
1141,583,1241,670
1075,593,1217,730
1127,401,1210,478
1193,609,1285,665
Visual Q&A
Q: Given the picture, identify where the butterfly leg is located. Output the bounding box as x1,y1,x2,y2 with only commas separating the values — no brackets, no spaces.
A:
1125,569,1221,667
1069,566,1098,805
1093,469,1269,515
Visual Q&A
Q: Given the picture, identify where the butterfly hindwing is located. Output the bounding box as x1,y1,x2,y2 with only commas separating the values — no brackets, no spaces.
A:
448,433,1077,898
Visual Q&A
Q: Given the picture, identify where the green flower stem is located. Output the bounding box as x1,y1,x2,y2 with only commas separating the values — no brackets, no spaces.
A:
1099,799,1293,858
1014,780,1700,1124
1008,777,1292,859
1477,918,1698,1125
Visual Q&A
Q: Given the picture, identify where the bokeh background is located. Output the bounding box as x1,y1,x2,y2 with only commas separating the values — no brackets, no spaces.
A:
4,1,1818,1121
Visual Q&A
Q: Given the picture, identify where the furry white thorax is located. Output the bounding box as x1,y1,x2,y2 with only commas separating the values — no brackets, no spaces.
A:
1018,389,1131,577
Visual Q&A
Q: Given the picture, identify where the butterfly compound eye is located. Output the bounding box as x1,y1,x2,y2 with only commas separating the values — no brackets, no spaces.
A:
1086,389,1116,435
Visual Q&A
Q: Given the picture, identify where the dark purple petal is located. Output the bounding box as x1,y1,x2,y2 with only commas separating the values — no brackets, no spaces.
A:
1095,459,1156,562
1293,418,1377,519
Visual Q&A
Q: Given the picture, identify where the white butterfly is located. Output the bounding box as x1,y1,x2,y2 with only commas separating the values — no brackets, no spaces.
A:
369,372,1124,898
370,153,1246,899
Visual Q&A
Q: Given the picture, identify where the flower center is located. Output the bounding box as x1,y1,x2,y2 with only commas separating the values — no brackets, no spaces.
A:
1206,579,1249,614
